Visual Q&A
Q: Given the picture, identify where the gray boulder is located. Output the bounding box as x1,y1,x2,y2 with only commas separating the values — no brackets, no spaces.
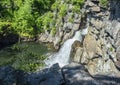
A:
26,63,64,85
62,63,97,85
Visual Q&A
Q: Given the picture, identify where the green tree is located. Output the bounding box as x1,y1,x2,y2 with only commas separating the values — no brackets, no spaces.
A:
13,0,34,37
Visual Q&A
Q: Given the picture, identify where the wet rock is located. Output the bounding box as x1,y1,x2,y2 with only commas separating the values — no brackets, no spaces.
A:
70,40,83,63
62,30,75,42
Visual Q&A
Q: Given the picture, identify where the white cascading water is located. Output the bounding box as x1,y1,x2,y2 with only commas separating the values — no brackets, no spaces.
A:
45,28,88,67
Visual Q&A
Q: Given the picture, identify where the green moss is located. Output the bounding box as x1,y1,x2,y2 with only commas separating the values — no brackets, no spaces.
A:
110,47,113,52
100,0,108,8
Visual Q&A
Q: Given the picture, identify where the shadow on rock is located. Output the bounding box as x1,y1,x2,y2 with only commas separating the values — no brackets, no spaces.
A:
0,63,120,85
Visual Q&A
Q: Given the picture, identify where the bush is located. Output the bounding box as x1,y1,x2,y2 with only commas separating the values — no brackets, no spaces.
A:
72,0,85,7
72,5,80,13
100,0,108,8
59,4,68,17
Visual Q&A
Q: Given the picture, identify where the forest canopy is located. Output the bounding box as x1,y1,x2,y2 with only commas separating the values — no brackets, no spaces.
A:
0,0,85,38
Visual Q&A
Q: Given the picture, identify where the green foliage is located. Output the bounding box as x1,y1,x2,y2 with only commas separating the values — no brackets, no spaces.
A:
51,0,60,11
72,0,85,7
100,0,108,8
0,0,84,38
0,0,15,20
72,5,80,13
51,27,56,36
42,12,54,30
59,4,68,17
71,0,85,14
0,21,16,36
13,0,34,37
0,0,56,37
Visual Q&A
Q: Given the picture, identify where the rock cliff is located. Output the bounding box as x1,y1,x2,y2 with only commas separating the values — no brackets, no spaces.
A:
71,0,120,75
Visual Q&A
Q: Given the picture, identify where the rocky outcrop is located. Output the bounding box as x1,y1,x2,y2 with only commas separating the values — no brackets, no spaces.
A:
38,1,85,50
70,40,83,63
0,64,64,85
1,63,120,85
62,63,94,85
70,0,120,75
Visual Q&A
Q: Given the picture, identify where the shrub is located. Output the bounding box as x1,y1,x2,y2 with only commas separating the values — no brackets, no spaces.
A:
72,0,85,7
59,4,68,17
72,5,80,13
100,0,108,8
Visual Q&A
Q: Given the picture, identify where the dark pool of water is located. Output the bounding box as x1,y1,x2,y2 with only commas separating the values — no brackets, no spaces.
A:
0,42,54,71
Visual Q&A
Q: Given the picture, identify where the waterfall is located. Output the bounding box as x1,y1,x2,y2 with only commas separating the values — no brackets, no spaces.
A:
45,28,88,67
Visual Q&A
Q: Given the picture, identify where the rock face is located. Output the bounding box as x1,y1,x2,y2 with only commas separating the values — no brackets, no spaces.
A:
27,64,64,85
38,1,83,50
70,40,83,63
0,64,64,85
70,0,120,75
62,63,94,85
1,63,120,85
